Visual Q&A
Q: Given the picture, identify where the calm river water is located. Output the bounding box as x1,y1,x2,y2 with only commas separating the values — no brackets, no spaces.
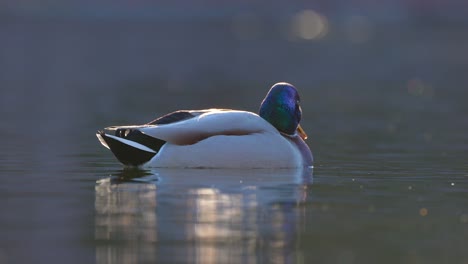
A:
0,16,467,264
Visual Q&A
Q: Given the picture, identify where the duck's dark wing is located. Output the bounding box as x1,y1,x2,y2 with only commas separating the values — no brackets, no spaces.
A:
147,109,237,125
146,110,197,125
96,110,206,166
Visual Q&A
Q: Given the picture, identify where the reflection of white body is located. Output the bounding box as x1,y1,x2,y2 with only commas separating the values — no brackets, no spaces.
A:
155,167,313,187
98,110,313,168
94,168,313,263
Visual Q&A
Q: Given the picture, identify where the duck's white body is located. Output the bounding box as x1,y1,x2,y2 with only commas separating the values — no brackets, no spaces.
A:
151,133,303,168
97,109,313,168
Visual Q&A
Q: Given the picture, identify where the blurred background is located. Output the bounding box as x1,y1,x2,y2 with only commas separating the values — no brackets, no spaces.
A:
1,1,467,263
1,0,468,164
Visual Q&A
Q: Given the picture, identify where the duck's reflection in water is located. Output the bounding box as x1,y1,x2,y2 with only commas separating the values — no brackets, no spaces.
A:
95,167,313,264
94,169,159,263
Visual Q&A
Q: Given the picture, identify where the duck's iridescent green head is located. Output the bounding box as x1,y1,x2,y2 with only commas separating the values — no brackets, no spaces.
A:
259,82,307,139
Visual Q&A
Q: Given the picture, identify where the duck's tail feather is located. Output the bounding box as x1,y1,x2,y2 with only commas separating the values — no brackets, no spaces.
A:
96,129,165,166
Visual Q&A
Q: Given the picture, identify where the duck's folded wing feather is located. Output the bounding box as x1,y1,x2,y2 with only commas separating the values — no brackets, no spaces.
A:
103,110,202,137
146,110,200,125
138,110,276,145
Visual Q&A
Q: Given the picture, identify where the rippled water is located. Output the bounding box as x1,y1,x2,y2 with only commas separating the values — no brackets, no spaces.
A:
1,17,468,264
91,166,468,264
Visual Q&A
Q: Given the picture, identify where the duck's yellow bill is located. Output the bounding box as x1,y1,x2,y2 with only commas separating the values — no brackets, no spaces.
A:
297,125,308,140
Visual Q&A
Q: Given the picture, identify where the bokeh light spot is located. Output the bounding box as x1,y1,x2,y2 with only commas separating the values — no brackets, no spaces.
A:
460,214,468,223
321,203,329,211
407,78,435,98
291,10,328,40
423,132,432,142
419,208,428,217
387,123,397,134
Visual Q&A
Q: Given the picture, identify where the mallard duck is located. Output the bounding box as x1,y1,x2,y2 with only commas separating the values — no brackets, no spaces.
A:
96,82,313,168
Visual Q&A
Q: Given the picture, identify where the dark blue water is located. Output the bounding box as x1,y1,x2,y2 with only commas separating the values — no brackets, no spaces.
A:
1,13,467,264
